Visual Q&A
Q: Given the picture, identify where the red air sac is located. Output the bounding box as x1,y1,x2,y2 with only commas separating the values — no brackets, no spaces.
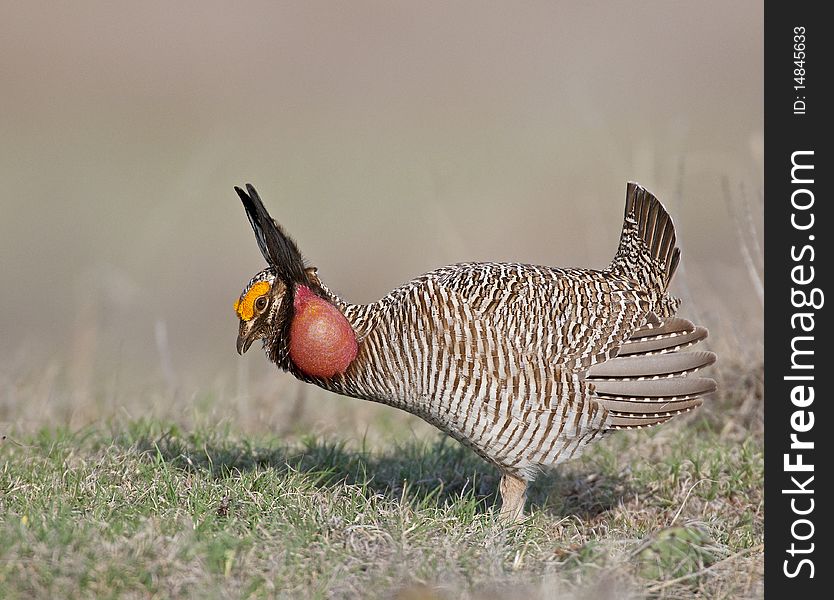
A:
289,285,358,378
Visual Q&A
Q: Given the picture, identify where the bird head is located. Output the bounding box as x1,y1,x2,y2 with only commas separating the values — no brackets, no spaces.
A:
233,184,357,378
233,267,285,355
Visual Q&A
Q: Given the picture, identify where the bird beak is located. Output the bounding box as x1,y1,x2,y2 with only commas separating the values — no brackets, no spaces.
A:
236,320,258,355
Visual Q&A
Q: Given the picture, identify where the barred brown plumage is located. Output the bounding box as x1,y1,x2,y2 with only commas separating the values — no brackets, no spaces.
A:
232,182,716,521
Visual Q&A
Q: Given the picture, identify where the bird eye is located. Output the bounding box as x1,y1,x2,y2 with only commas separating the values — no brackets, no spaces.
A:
254,295,268,312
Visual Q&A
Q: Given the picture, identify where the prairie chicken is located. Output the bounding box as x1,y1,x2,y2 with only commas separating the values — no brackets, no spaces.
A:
233,182,716,521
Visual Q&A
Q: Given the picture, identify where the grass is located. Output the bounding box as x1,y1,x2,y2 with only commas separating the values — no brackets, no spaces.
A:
1,375,763,600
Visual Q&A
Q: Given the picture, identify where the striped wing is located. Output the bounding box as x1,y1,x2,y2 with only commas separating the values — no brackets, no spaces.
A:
407,265,713,471
432,263,650,375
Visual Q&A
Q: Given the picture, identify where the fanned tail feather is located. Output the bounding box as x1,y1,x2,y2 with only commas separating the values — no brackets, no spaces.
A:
595,182,715,429
617,326,708,356
588,316,715,430
610,182,681,292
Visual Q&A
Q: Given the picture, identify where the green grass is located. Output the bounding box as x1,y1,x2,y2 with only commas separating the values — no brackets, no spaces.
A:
1,406,762,599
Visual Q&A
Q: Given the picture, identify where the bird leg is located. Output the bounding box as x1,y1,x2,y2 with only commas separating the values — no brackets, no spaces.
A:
498,473,528,522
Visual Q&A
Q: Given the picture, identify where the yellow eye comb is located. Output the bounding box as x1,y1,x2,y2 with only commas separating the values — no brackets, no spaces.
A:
234,280,270,321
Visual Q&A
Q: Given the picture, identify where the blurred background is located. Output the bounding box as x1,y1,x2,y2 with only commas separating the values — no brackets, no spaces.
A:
1,1,762,437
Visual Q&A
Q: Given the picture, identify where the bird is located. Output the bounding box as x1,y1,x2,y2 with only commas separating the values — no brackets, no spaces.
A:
232,182,716,521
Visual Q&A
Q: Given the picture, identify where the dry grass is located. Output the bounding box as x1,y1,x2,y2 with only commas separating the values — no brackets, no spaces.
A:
1,358,763,599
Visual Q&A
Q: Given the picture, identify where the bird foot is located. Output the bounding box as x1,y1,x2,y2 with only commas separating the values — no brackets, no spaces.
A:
498,473,528,523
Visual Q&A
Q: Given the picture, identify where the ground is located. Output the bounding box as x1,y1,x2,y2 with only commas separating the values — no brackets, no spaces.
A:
0,356,762,599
